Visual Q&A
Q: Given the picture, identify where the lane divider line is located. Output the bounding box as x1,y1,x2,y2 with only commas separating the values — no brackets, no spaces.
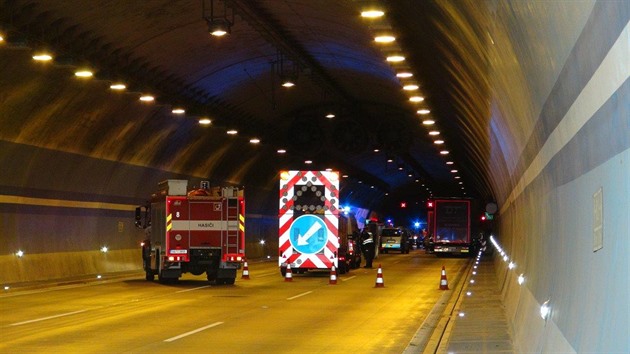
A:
164,322,224,342
286,291,312,300
175,285,211,293
10,309,89,326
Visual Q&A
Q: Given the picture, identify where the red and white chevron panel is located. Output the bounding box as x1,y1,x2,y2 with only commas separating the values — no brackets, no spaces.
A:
278,170,340,269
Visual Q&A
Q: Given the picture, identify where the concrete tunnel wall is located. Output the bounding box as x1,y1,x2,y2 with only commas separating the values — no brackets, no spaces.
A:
486,1,628,353
0,1,628,353
0,139,280,284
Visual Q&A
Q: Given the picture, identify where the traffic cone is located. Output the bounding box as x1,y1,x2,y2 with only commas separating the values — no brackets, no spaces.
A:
241,260,250,280
329,266,337,285
439,266,449,290
284,264,293,282
374,264,385,288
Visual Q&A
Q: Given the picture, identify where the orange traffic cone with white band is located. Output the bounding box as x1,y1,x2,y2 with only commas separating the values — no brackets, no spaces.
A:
329,266,337,285
374,264,385,288
241,260,250,280
284,264,293,282
439,266,449,290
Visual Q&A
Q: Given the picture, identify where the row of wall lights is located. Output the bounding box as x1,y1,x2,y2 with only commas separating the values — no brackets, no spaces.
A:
12,246,109,259
5,246,110,290
489,235,550,320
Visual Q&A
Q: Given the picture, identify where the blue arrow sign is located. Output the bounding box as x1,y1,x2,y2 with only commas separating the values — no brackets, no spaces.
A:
289,214,328,254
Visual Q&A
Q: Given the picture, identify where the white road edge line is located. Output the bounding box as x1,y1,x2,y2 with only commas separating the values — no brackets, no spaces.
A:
10,309,89,326
341,275,357,281
175,285,211,293
164,322,224,342
286,291,313,300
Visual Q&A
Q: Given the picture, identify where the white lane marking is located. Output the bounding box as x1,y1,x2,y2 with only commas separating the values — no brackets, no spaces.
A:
10,309,89,326
287,291,313,300
175,285,211,293
341,275,357,282
163,322,224,342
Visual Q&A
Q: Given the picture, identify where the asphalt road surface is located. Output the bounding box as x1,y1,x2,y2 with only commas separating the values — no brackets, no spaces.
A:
1,250,470,353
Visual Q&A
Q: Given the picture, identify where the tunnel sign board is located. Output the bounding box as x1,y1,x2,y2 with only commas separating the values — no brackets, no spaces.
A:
279,170,339,270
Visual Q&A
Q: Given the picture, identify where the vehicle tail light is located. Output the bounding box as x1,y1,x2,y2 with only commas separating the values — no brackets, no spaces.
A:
225,254,245,262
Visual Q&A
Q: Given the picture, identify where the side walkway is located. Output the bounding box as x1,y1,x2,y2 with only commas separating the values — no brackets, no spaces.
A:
443,255,515,353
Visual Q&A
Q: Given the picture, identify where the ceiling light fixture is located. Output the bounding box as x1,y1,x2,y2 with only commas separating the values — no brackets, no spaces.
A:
417,109,431,114
422,119,435,125
249,138,260,144
325,113,335,118
139,95,154,102
361,10,385,18
374,35,395,43
203,0,234,37
109,83,126,90
74,70,93,78
172,108,186,114
403,84,419,91
386,55,405,62
304,160,313,164
276,51,299,88
409,96,424,102
226,129,238,135
446,161,454,165
198,118,212,125
32,53,53,61
434,140,444,144
429,131,440,136
277,149,286,154
397,72,413,78
440,150,450,155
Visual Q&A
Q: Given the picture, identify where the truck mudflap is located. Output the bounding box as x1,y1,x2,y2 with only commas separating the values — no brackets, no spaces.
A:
220,261,241,270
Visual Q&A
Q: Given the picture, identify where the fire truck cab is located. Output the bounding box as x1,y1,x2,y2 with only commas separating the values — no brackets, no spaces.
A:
135,180,245,284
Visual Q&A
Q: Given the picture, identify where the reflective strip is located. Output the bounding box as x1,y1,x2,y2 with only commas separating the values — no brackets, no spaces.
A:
167,213,172,232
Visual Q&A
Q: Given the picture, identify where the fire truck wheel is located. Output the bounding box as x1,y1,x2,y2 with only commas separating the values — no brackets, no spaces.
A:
280,267,287,277
145,270,155,281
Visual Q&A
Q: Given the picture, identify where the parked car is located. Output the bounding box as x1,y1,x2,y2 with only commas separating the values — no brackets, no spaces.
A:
379,227,410,254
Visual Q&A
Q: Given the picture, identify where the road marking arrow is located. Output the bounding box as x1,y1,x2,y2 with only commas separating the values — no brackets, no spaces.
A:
297,221,323,246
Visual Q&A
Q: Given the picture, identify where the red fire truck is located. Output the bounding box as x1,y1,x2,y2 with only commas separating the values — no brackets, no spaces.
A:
135,180,245,284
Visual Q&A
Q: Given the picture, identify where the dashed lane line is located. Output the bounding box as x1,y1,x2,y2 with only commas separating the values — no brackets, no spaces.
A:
10,309,89,326
164,322,224,342
286,291,313,300
175,285,211,293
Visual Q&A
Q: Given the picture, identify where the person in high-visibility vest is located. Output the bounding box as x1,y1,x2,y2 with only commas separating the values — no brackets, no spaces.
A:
361,229,375,268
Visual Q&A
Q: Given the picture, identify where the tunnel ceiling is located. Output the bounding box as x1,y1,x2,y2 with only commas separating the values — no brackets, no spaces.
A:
0,0,495,209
